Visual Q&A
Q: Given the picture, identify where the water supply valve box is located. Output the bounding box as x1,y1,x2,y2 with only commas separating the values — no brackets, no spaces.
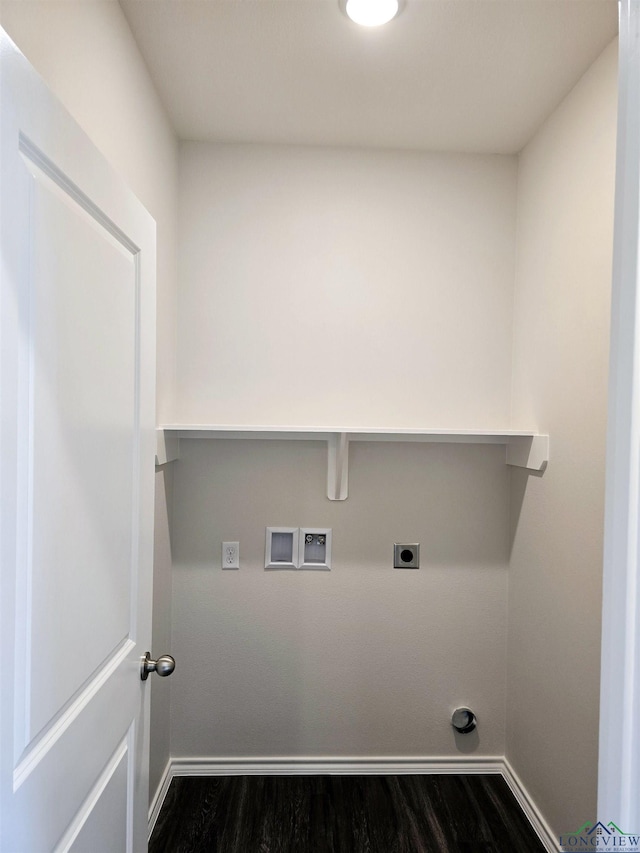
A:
299,528,332,570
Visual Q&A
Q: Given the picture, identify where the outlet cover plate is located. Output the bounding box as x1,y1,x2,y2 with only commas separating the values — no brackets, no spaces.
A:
299,528,332,570
222,541,239,569
394,543,420,569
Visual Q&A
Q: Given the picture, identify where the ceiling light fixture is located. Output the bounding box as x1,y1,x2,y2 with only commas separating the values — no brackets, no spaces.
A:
341,0,402,27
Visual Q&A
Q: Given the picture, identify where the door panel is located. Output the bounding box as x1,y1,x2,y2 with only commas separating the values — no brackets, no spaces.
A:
63,732,131,853
1,30,156,853
13,678,137,852
24,153,138,749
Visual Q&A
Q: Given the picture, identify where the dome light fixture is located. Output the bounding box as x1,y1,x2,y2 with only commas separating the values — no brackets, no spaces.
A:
341,0,403,27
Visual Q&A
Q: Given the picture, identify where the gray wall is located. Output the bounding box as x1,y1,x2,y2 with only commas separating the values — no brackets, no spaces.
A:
170,439,509,759
507,39,617,837
169,142,520,761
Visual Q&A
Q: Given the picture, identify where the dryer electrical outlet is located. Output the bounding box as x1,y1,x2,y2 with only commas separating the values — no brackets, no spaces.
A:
394,543,420,569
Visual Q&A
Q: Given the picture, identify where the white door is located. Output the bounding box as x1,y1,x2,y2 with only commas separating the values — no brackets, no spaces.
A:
0,30,157,853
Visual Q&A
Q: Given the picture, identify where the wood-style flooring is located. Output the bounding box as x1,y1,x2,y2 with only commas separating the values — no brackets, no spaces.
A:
149,774,546,853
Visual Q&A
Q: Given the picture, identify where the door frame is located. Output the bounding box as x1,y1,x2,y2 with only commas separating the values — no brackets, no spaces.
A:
598,0,640,829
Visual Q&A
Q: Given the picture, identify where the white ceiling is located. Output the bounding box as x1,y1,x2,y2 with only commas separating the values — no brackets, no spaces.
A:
119,0,618,154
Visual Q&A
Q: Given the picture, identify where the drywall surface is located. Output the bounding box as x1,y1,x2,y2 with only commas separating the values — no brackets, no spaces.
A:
0,0,178,806
170,438,509,759
176,143,517,429
507,39,617,837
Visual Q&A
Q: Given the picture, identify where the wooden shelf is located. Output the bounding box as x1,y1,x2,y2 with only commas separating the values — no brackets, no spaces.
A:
156,425,549,500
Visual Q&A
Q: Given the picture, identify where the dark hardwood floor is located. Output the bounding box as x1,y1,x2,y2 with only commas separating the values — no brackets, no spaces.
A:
149,774,546,853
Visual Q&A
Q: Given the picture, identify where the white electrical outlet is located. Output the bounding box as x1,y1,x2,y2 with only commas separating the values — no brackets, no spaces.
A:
222,541,239,569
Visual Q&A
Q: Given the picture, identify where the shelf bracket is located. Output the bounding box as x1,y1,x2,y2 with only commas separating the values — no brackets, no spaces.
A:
155,428,180,466
506,434,549,471
327,433,349,500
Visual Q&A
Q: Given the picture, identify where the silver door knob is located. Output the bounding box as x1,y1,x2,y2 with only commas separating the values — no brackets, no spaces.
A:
140,652,175,681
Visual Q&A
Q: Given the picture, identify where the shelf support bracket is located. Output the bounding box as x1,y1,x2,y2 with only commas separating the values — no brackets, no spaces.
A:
327,433,349,500
506,434,549,471
156,428,180,466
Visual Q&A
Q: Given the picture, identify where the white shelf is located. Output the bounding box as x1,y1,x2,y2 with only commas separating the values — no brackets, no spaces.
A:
156,425,549,500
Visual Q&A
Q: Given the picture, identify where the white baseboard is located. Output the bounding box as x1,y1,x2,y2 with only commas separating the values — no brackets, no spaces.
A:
148,758,173,840
170,755,505,776
502,759,558,853
148,755,558,852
